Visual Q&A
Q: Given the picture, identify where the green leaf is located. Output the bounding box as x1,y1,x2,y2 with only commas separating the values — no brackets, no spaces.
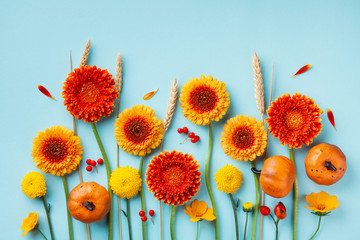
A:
236,199,240,209
121,209,127,217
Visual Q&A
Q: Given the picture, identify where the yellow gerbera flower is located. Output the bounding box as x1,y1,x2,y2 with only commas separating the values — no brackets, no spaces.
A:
184,199,216,222
221,115,267,161
305,191,340,214
179,75,230,125
21,212,38,237
21,172,46,199
114,105,164,156
110,166,142,199
32,126,83,176
214,164,243,194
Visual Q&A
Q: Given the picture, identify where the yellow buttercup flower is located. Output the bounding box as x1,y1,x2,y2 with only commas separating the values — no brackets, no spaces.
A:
184,199,216,222
305,191,340,214
243,202,254,212
221,115,267,162
21,172,46,199
214,164,243,194
21,212,38,237
180,75,230,125
110,166,142,199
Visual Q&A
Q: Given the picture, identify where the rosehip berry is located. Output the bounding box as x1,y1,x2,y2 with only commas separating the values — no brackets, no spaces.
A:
191,137,198,143
90,160,97,166
149,209,155,217
141,216,147,222
86,166,92,172
97,158,104,164
260,206,271,216
182,127,188,134
274,202,286,219
86,159,92,165
194,135,200,141
139,210,145,217
188,132,195,138
177,128,184,134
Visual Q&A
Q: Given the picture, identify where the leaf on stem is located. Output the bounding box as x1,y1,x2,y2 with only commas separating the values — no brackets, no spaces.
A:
143,88,158,100
291,64,311,77
121,209,127,217
327,109,336,130
38,85,57,100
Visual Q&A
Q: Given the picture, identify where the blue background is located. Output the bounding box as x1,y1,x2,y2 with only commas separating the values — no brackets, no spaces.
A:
1,0,359,239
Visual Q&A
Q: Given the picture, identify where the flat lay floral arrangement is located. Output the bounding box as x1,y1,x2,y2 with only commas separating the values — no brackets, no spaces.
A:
20,40,345,240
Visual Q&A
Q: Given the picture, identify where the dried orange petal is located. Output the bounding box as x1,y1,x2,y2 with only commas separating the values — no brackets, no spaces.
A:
143,88,158,100
327,108,336,130
38,85,57,100
291,64,311,77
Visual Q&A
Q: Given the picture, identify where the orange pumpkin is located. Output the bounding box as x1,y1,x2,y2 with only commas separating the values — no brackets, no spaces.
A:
305,143,346,185
67,182,110,223
259,155,295,198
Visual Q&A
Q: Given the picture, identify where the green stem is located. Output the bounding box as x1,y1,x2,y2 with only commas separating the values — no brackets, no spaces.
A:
138,156,147,240
205,122,219,240
250,161,260,240
91,122,113,240
275,218,279,240
244,212,249,240
229,194,239,240
126,198,132,240
170,205,177,240
309,216,322,240
289,148,298,240
41,197,54,240
37,228,48,240
196,221,200,240
62,176,73,240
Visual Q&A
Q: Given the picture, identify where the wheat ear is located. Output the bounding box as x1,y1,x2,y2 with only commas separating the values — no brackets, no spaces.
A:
79,40,91,67
253,52,265,120
115,53,123,94
163,78,178,133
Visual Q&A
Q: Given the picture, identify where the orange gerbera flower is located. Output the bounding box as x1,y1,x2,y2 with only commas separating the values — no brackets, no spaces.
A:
62,65,118,123
180,75,230,125
266,93,323,149
146,150,201,206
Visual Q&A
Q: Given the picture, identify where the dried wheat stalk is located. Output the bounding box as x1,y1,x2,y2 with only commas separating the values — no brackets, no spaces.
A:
115,53,123,94
163,78,178,133
79,40,91,67
253,52,265,120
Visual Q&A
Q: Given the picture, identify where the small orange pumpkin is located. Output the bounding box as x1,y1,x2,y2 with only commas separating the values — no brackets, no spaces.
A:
259,155,295,198
305,143,346,185
67,182,110,223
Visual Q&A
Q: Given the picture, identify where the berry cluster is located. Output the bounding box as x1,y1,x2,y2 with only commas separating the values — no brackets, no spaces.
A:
86,158,103,172
177,127,200,143
139,209,155,223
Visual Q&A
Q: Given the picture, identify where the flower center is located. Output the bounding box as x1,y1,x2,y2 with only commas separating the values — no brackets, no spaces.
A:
163,167,185,187
79,82,100,103
285,111,305,130
43,140,67,162
316,204,326,211
190,86,217,112
233,128,255,149
125,118,150,143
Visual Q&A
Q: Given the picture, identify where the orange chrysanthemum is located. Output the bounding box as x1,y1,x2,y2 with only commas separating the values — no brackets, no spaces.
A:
146,150,201,206
266,93,323,149
62,65,118,123
180,75,230,125
32,126,83,176
114,105,164,156
221,115,267,161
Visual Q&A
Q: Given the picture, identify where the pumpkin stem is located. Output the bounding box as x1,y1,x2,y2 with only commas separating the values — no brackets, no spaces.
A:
83,201,96,211
251,167,262,176
324,161,337,171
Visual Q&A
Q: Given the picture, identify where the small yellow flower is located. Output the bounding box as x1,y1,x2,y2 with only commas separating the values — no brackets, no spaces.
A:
21,212,38,237
304,191,340,214
21,172,46,199
243,202,254,212
184,199,216,222
110,166,142,199
214,164,243,194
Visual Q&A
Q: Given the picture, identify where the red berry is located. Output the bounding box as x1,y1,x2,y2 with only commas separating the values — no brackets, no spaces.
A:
177,128,183,134
260,206,271,216
141,216,147,222
188,132,195,138
86,166,92,172
97,158,104,164
139,210,145,217
182,127,188,134
274,202,286,219
149,209,155,217
194,135,200,141
91,160,97,166
191,137,198,143
86,159,92,165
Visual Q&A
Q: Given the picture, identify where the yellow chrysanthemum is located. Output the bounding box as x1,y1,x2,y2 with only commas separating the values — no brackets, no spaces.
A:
32,126,83,176
21,172,46,199
214,164,243,194
221,115,267,162
304,191,340,214
114,105,164,156
184,199,216,222
243,202,254,212
110,166,142,199
20,212,38,237
180,75,230,125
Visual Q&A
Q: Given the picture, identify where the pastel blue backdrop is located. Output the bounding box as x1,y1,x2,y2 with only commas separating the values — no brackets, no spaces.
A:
1,0,359,239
